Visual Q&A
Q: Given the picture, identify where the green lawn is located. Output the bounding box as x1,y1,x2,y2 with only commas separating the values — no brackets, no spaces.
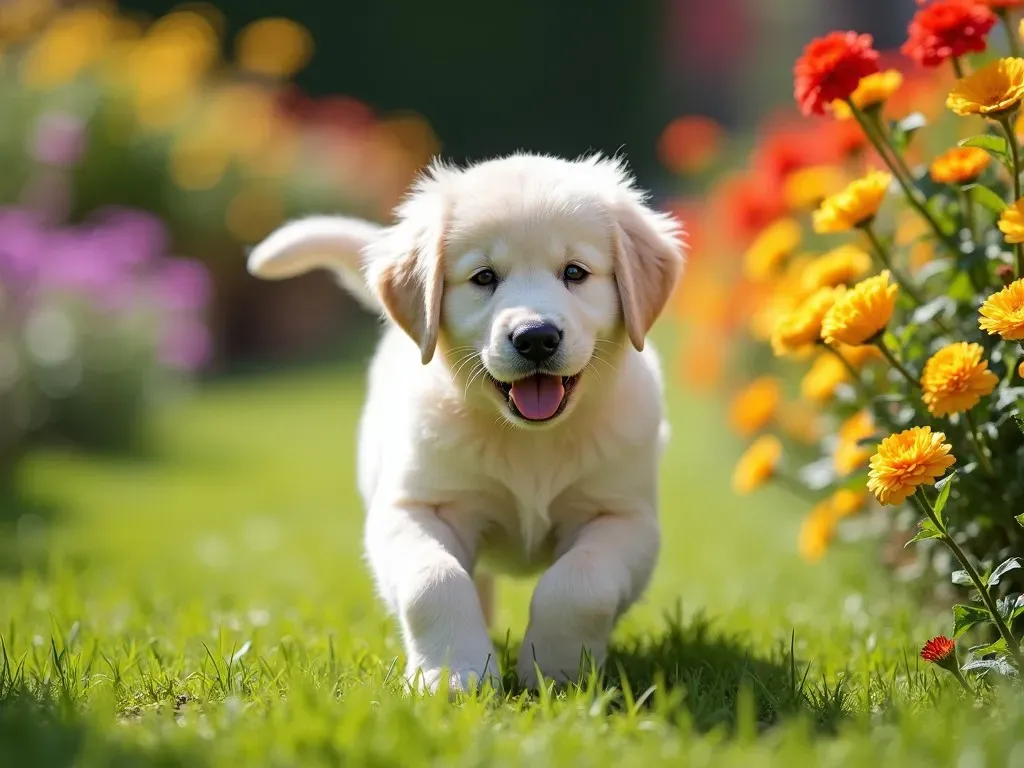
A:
2,341,1023,766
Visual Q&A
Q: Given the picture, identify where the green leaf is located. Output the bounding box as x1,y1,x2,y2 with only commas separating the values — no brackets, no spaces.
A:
951,570,972,587
1015,513,1024,529
891,112,927,152
961,656,1018,677
989,557,1022,586
959,134,1012,169
969,637,1008,657
952,603,991,638
962,183,1008,214
905,517,942,547
933,471,957,518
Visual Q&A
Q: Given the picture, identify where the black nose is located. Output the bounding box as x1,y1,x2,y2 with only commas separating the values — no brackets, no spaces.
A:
511,322,562,363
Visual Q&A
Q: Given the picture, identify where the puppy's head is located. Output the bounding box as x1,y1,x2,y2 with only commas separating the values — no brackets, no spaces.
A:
250,153,685,428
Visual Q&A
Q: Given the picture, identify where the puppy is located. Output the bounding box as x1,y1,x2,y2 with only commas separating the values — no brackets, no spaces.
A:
247,152,684,692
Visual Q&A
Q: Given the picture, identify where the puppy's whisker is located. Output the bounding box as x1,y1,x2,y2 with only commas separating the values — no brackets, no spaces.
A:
451,353,482,380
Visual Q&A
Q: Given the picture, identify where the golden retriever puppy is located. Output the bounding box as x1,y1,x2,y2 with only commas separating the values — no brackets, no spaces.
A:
247,152,684,692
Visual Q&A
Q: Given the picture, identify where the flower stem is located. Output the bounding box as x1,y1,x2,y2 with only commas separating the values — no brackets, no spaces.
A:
963,408,997,478
826,344,872,402
849,102,960,256
913,488,1024,670
952,56,965,80
772,473,817,504
958,187,977,244
874,338,920,388
865,107,915,185
997,116,1024,278
951,665,977,698
999,10,1022,59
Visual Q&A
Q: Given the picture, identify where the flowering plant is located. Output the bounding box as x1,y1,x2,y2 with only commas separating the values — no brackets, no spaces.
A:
0,106,212,470
673,1,1024,687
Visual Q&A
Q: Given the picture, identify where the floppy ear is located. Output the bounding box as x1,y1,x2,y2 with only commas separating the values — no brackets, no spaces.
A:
363,196,447,365
611,195,685,351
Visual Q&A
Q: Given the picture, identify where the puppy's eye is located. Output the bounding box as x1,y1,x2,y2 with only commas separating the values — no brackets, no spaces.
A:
563,264,588,283
470,269,497,287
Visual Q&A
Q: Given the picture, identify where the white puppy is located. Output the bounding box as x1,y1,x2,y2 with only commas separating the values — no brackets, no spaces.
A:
247,152,684,692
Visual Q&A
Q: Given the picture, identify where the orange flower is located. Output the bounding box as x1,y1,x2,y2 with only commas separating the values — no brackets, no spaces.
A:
998,198,1024,244
946,57,1024,117
867,426,956,505
831,69,905,118
800,245,873,292
743,218,802,281
732,435,783,494
728,377,782,436
920,342,999,416
798,501,838,562
831,489,866,517
658,115,723,174
794,31,880,116
821,271,899,346
834,409,877,475
920,636,957,665
902,0,996,68
929,146,990,184
979,278,1024,339
812,170,892,233
783,165,847,212
771,287,842,357
801,354,848,402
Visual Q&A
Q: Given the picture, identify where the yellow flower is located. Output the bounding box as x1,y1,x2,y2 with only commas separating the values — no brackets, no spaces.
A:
801,354,848,402
799,245,873,293
947,57,1024,118
867,427,956,506
784,165,847,212
743,218,802,281
812,170,892,233
834,410,876,475
771,287,842,357
798,501,837,562
831,69,904,119
728,376,782,437
979,278,1024,339
920,342,999,416
732,435,782,495
821,271,899,346
1019,360,1024,378
929,146,991,185
831,489,866,518
778,401,823,445
999,198,1024,244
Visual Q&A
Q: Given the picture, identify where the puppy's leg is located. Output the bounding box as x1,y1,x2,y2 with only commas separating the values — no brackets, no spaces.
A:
366,504,498,693
475,571,495,628
516,514,659,687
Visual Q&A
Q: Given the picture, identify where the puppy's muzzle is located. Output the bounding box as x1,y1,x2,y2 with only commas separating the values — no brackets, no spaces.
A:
510,322,562,364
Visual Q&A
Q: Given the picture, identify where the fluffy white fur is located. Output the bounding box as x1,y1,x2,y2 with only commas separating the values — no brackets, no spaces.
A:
247,152,685,692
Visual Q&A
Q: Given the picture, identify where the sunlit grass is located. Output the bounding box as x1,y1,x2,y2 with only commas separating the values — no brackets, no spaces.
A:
0,339,1021,765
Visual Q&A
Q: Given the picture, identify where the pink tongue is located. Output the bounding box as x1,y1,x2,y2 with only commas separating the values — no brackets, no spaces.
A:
510,374,565,421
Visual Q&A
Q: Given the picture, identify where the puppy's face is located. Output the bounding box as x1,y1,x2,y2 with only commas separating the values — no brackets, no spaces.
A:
441,203,621,426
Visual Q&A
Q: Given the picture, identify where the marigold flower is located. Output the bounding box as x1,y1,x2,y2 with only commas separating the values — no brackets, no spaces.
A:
800,245,873,293
1019,360,1024,378
920,342,999,416
783,165,847,212
821,271,899,347
979,278,1024,339
778,401,823,445
743,218,802,281
831,488,866,517
929,146,991,185
920,635,957,665
831,69,905,118
801,354,848,402
834,409,877,475
867,426,956,505
771,287,842,357
798,501,838,562
794,31,881,116
947,57,1024,117
903,0,997,68
728,376,782,437
812,170,892,233
732,435,783,495
998,198,1024,244
840,343,882,367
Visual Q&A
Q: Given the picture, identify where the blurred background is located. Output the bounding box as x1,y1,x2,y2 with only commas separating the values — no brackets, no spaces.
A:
0,0,926,579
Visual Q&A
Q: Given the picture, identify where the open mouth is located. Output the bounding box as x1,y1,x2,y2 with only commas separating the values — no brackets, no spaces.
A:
490,372,581,422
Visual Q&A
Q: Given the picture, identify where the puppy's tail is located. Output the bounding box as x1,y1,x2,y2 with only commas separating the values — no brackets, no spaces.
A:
246,215,382,312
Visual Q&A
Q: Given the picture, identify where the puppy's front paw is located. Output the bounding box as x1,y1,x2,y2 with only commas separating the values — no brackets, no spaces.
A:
515,635,605,690
407,662,502,697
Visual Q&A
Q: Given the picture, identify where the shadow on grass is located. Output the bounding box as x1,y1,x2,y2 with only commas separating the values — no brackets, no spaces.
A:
0,690,204,768
504,605,851,735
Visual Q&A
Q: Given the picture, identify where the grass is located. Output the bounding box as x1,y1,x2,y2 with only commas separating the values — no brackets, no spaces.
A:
2,337,1024,766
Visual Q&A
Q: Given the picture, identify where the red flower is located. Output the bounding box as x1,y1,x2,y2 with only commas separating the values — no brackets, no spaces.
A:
920,635,957,664
902,0,997,68
979,0,1024,8
794,31,880,116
